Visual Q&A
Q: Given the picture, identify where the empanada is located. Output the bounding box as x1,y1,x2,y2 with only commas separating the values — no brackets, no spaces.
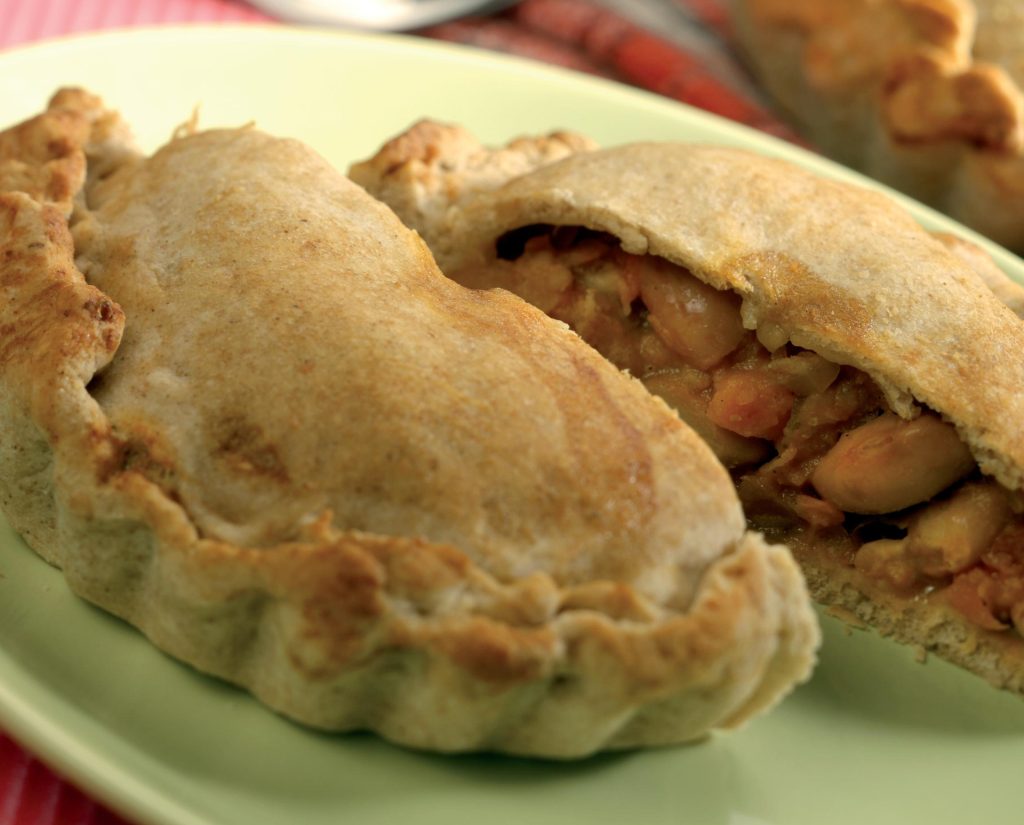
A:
351,121,1024,693
730,0,1024,253
0,90,819,758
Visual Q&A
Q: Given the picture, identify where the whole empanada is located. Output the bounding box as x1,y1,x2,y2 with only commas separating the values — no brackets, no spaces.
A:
0,90,819,758
352,121,1024,694
729,0,1024,253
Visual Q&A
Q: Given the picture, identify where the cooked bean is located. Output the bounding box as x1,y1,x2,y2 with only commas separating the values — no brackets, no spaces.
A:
633,256,746,370
811,412,975,514
906,482,1013,577
706,368,795,441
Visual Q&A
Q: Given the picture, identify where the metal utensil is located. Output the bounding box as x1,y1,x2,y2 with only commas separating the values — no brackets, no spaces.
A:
247,0,518,30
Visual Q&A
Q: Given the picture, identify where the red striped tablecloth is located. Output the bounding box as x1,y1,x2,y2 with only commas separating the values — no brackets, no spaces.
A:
0,2,789,823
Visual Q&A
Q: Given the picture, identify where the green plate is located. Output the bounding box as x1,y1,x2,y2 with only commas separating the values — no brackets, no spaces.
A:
0,25,1022,825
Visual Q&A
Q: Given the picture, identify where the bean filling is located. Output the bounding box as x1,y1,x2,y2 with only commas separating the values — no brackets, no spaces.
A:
454,225,1024,634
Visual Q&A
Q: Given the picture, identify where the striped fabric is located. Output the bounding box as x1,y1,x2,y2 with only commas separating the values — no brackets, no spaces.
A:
0,0,272,45
0,2,789,822
423,0,794,138
0,733,127,825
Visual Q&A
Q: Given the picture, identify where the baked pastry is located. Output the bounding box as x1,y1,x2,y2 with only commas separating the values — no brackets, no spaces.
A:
0,90,819,758
729,0,1024,253
351,121,1024,694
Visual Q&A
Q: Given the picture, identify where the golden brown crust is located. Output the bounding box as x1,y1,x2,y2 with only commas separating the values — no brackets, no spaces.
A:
0,91,819,757
731,0,1024,251
351,121,1024,694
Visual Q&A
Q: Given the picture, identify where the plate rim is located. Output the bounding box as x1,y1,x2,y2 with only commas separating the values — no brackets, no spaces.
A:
1,22,1022,825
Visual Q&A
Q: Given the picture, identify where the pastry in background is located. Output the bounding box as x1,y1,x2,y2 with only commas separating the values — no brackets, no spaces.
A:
352,120,1024,694
0,90,819,758
729,0,1024,253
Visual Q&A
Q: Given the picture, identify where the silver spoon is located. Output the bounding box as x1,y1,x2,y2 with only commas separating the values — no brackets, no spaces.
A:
247,0,519,30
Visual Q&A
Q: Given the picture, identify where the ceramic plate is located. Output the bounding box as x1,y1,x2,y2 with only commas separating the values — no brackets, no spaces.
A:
0,25,1021,825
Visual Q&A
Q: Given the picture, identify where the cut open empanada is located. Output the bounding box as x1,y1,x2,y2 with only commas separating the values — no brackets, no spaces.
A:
352,121,1024,694
0,90,819,758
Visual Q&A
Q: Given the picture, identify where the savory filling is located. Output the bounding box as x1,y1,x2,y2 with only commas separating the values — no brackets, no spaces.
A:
454,225,1024,634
